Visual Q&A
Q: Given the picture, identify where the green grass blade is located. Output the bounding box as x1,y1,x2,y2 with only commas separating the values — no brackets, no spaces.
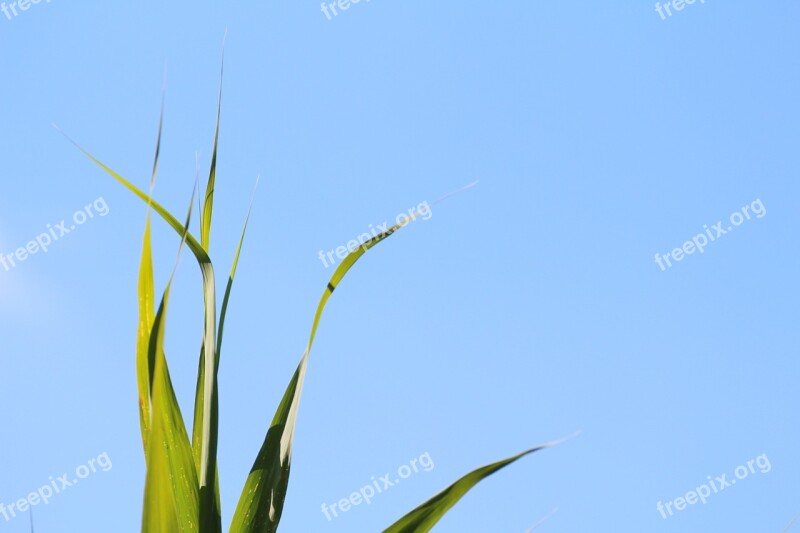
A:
143,284,201,533
191,349,222,533
194,84,228,529
192,347,209,471
137,106,164,457
137,217,156,454
229,206,430,533
217,176,258,358
188,155,220,531
201,57,224,251
193,176,256,533
142,185,201,533
383,435,576,533
192,178,257,531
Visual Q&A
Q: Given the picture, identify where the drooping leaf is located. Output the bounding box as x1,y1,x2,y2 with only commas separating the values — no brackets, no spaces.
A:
383,435,576,533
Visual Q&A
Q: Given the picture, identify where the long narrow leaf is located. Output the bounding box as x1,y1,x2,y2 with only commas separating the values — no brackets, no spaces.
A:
217,175,258,359
200,56,224,251
192,175,256,531
136,105,164,456
142,285,200,533
136,216,156,452
194,70,227,528
142,184,201,533
383,434,576,533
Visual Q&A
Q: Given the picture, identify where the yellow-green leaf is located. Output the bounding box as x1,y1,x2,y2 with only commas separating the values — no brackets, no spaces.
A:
200,58,223,252
136,105,163,457
142,187,201,533
63,129,222,531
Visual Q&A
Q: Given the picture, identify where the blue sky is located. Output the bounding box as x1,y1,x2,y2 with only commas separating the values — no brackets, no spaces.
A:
0,1,798,532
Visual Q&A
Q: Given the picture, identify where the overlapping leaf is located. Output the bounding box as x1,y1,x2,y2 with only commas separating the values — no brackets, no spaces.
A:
192,67,225,531
142,185,201,533
136,105,163,456
63,125,221,533
69,73,557,533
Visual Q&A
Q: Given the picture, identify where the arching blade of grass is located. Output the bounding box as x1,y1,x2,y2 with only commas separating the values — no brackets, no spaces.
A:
383,434,577,533
229,208,429,533
142,186,200,533
56,127,208,263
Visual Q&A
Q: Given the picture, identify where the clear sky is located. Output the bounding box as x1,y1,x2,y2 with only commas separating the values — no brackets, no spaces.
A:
0,1,798,532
